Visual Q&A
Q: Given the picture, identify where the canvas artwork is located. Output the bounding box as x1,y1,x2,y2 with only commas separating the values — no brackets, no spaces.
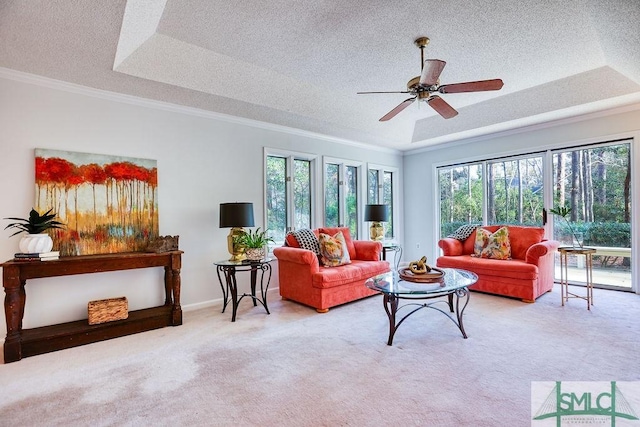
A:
34,149,159,256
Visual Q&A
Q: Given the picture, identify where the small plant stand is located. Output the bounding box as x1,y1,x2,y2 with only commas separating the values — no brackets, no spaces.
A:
558,246,596,310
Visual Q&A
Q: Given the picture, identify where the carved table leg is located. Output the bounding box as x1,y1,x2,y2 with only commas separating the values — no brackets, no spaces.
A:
171,268,182,325
4,266,25,363
164,266,174,306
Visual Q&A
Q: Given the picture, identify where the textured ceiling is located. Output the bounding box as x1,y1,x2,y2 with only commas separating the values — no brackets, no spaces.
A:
1,0,639,151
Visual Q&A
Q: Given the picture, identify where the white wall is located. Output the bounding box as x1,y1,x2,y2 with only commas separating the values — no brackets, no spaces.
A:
0,72,403,335
403,106,640,271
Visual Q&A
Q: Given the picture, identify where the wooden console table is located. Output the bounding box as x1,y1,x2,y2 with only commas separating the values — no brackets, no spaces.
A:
2,251,183,363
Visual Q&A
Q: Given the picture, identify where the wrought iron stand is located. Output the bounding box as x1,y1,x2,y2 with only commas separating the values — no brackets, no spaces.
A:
383,287,469,346
215,258,273,322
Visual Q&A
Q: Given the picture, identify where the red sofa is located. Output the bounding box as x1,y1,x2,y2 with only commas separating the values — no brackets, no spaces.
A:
436,225,560,302
273,227,390,312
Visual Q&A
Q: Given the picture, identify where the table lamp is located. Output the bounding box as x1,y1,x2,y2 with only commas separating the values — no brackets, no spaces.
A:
364,204,389,241
219,202,255,261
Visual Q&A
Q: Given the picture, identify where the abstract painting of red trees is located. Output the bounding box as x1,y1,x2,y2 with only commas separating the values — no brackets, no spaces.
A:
35,149,159,255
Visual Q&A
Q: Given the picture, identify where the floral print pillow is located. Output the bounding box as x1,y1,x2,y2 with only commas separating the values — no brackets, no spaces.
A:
318,231,351,267
473,226,511,260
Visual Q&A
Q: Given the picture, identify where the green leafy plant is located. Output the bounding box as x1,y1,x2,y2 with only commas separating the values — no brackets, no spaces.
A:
4,208,65,237
549,205,583,248
236,227,274,249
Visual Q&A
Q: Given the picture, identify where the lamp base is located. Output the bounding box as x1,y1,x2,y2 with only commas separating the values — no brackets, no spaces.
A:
369,222,385,241
227,227,246,262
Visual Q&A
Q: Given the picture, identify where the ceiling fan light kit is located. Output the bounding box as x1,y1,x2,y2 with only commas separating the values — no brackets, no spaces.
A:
358,36,504,122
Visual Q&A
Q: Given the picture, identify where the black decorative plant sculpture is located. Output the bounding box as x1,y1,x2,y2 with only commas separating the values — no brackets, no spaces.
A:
4,208,65,237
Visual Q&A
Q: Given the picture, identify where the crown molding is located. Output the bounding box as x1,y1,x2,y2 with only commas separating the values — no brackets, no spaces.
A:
0,67,400,155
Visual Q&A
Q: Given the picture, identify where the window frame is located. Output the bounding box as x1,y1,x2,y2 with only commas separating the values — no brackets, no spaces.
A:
264,148,319,246
367,163,400,241
323,156,363,238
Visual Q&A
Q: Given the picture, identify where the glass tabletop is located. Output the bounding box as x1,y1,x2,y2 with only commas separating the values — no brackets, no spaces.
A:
365,268,478,296
214,257,273,266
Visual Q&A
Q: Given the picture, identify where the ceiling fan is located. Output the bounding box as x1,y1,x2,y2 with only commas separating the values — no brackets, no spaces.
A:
358,37,504,121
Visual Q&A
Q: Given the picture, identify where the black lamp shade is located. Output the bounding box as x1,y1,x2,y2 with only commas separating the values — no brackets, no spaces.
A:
219,202,255,228
364,204,389,222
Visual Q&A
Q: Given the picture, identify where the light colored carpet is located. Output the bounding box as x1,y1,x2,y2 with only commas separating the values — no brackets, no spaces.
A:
0,285,639,426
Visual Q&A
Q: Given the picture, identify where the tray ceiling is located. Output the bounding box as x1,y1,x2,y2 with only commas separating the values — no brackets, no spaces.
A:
1,0,639,151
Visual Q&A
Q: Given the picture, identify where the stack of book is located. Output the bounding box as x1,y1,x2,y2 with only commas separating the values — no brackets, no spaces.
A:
14,251,60,261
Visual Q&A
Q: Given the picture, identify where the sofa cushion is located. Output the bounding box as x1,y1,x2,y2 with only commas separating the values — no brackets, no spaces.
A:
319,227,356,260
437,255,538,280
505,226,545,260
312,260,389,289
285,228,321,255
318,231,351,267
473,226,511,260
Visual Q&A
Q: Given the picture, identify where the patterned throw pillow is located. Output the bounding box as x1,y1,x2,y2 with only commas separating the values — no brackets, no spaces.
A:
473,226,511,260
286,228,321,255
318,231,351,267
448,224,480,241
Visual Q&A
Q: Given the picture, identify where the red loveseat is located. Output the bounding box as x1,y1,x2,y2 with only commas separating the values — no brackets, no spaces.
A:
436,225,560,302
273,227,390,312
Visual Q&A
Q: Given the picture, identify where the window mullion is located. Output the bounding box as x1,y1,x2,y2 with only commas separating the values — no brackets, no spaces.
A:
286,156,294,232
338,164,345,227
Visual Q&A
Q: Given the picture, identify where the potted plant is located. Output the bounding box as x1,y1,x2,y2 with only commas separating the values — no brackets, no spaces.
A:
236,227,274,261
549,205,583,249
4,208,65,253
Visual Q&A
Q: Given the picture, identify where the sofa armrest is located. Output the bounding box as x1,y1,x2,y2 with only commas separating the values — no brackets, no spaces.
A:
438,238,463,256
273,247,320,272
525,240,561,265
353,240,383,261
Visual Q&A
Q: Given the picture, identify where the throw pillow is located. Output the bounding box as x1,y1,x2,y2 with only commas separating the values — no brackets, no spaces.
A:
473,226,511,260
318,227,356,260
448,224,480,241
286,228,321,255
318,231,351,267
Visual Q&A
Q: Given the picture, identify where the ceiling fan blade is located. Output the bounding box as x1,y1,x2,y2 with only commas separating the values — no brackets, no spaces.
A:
419,59,446,86
357,91,410,94
379,97,416,121
427,95,458,119
438,78,504,94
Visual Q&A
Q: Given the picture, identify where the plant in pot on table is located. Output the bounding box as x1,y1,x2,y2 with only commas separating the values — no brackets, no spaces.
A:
549,205,583,249
236,227,274,261
4,208,65,254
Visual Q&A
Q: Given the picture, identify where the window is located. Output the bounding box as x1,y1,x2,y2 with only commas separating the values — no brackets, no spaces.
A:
438,154,544,237
368,165,398,240
323,158,361,237
265,150,316,243
551,141,632,289
436,138,633,291
438,163,483,237
325,163,339,227
487,155,543,226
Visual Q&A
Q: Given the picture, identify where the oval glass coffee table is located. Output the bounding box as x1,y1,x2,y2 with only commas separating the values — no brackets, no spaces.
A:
365,268,478,345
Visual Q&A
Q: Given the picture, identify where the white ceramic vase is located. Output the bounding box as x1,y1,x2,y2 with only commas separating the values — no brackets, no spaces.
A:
19,233,54,254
